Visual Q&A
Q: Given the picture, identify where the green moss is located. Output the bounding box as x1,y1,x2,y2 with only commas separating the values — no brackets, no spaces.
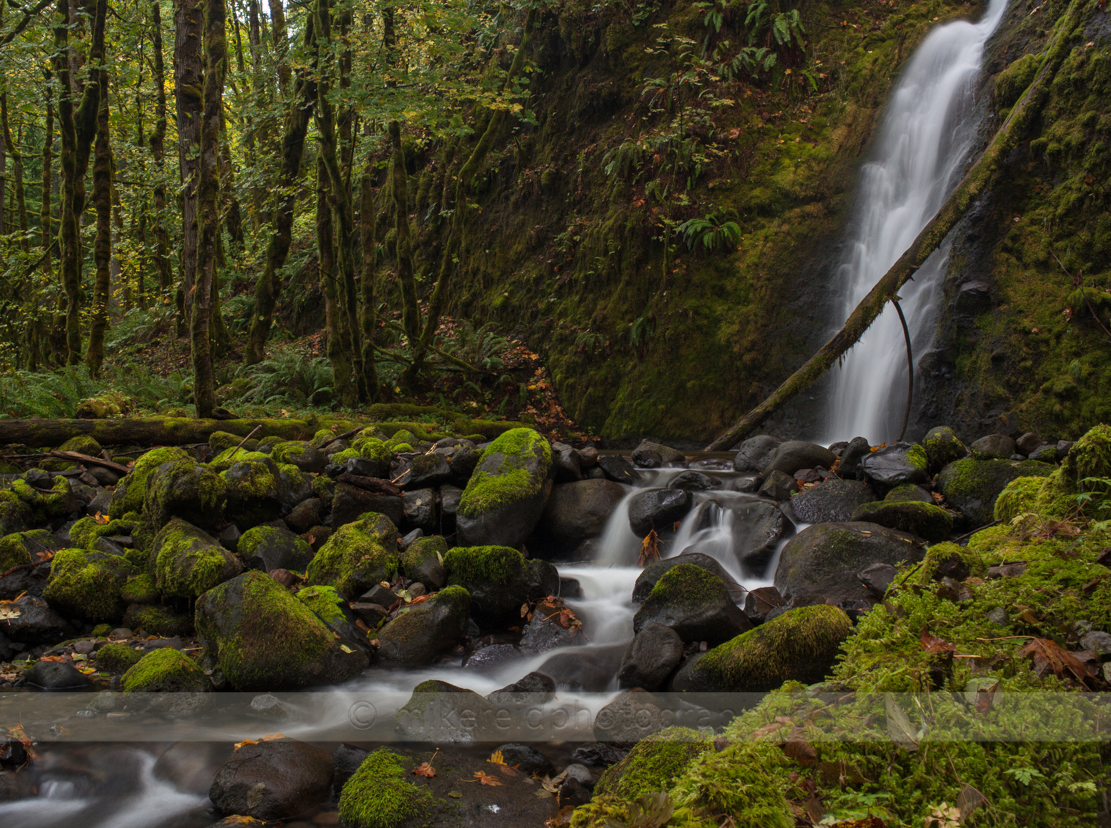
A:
152,518,241,600
258,435,283,450
905,443,929,472
331,448,360,464
70,516,135,549
90,623,111,637
270,441,308,464
305,514,399,598
401,535,447,582
121,647,207,693
922,426,968,468
0,528,54,571
120,573,158,604
338,748,433,828
123,603,194,636
109,446,190,518
442,545,523,586
994,475,1047,522
208,448,270,473
143,457,227,530
95,642,142,673
12,476,76,522
645,562,724,611
351,437,392,463
850,500,954,543
43,548,134,622
916,541,985,583
58,435,103,457
995,52,1042,111
458,428,551,518
208,431,242,454
296,585,347,626
0,493,31,536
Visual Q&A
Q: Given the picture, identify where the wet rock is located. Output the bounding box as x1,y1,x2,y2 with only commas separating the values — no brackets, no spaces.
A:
632,440,685,468
632,552,746,603
836,436,873,480
533,479,629,555
627,488,692,536
440,485,462,534
850,500,954,543
237,524,313,573
496,744,554,777
487,672,557,706
715,498,791,571
26,660,92,690
571,743,631,767
331,484,404,531
552,444,584,483
152,518,244,600
1016,432,1045,456
618,622,683,690
402,488,437,533
519,598,583,653
464,643,520,671
536,644,626,692
922,426,967,468
742,585,785,623
596,455,641,485
971,434,1017,460
860,442,928,488
444,546,557,623
209,739,334,820
667,471,721,492
733,435,781,473
775,522,925,605
249,694,295,721
857,562,898,598
789,479,876,523
284,498,325,534
447,446,482,485
0,595,71,645
937,458,1054,528
332,743,369,794
762,441,836,477
395,679,497,743
593,689,666,742
401,535,447,590
633,564,751,645
406,453,453,489
758,470,797,500
377,586,471,667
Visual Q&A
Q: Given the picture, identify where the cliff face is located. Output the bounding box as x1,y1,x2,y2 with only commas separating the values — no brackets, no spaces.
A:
425,0,1110,444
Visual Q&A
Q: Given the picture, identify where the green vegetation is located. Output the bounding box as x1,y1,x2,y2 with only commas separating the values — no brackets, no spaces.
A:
338,748,433,828
95,642,143,674
458,428,551,518
305,513,399,598
120,648,207,693
43,548,134,622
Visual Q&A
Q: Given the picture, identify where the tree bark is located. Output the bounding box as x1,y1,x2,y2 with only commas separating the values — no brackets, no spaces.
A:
267,0,290,94
1,94,28,249
85,63,111,376
40,68,53,255
359,124,379,401
150,0,172,292
317,154,354,404
0,417,361,447
174,0,203,334
704,0,1088,451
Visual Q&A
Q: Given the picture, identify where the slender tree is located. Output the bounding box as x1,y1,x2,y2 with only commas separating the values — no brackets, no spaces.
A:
150,0,171,292
174,0,203,334
86,62,112,374
1,94,29,249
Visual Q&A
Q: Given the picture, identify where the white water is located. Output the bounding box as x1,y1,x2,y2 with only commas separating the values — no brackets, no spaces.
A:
820,0,1008,444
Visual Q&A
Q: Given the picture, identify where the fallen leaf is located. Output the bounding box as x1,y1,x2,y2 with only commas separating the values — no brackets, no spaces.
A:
473,771,501,786
884,694,919,751
780,739,818,765
489,749,505,765
638,530,661,567
921,628,956,656
1018,638,1091,686
412,762,437,778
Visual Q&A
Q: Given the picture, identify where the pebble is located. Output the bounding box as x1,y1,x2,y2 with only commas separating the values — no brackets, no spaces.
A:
1080,631,1111,656
107,628,133,641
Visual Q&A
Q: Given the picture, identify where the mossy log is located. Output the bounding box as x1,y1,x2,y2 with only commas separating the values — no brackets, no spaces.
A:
705,0,1087,452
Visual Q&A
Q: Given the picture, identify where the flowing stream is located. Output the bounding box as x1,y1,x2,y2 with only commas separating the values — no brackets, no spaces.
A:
820,0,1008,444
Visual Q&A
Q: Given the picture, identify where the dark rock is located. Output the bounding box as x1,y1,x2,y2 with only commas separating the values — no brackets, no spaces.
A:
733,435,781,473
922,426,967,468
742,585,785,623
552,446,584,483
405,452,453,489
376,586,470,667
401,488,437,533
955,280,991,313
447,446,482,484
633,564,751,645
758,470,797,500
444,546,555,623
0,595,70,645
1016,432,1045,456
774,522,925,605
690,498,790,573
1057,440,1076,458
789,479,875,523
836,436,873,480
857,563,898,598
398,528,423,549
349,602,388,625
559,777,592,808
667,471,721,492
971,434,1017,460
632,440,685,467
559,577,583,599
440,485,463,534
860,442,928,488
536,644,625,691
628,488,692,536
238,525,313,573
571,743,631,767
937,459,1053,528
596,455,641,485
26,660,92,690
519,598,583,653
632,552,746,603
618,622,683,690
1028,445,1058,463
209,739,333,820
395,679,497,743
285,498,325,534
579,446,599,469
534,479,629,554
593,689,666,742
762,441,836,477
345,456,387,479
401,536,447,590
850,500,954,543
563,764,595,788
331,484,403,530
495,744,555,777
487,671,557,706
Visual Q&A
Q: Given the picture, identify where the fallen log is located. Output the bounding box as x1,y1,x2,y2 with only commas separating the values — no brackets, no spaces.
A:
0,417,363,448
705,0,1086,452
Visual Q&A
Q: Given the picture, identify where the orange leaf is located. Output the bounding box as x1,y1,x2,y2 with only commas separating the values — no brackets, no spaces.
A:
1018,638,1091,686
920,628,956,656
409,595,429,605
474,771,502,786
411,762,437,778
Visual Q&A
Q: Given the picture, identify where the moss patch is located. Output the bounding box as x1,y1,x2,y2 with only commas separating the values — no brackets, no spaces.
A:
43,548,134,622
296,585,348,626
338,748,433,828
850,500,955,542
305,514,399,598
95,642,142,674
109,446,190,518
458,428,551,518
121,647,207,693
152,518,242,600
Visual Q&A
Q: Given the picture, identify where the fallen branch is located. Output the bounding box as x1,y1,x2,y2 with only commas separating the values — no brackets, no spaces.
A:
46,450,130,474
335,473,404,496
705,0,1086,451
226,425,263,462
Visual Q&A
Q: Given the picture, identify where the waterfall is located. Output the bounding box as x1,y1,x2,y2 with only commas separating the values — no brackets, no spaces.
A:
820,0,1008,444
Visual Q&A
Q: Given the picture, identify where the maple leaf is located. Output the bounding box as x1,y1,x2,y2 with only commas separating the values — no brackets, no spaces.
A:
638,530,661,567
920,628,956,657
473,771,502,786
412,762,437,778
1018,638,1091,686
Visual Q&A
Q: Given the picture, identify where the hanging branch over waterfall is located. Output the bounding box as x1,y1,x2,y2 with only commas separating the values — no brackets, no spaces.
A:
705,0,1087,452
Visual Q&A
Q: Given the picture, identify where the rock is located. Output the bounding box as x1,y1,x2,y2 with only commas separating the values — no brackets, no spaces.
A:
217,524,241,553
667,471,721,492
836,436,873,480
633,564,751,645
686,605,852,691
758,470,797,500
42,548,134,622
571,743,631,767
304,512,399,599
519,598,583,653
495,744,554,777
632,440,685,467
593,689,667,742
296,585,366,644
284,498,325,534
331,484,403,530
711,498,791,571
733,435,781,473
789,479,876,523
447,446,482,485
487,672,557,706
533,479,629,555
405,452,453,489
122,647,207,693
857,562,898,598
1057,439,1076,458
850,501,954,543
376,586,471,666
237,525,313,573
395,680,497,743
596,455,641,485
860,442,928,488
536,644,626,691
563,763,595,788
742,585,785,623
884,484,933,503
26,660,92,690
221,456,307,529
142,455,226,532
955,280,991,312
627,488,692,536
762,441,836,477
559,777,592,808
209,739,333,820
618,622,683,690
774,522,924,605
1016,432,1045,455
440,485,462,534
0,594,70,644
1028,444,1058,463
922,426,967,468
332,743,369,793
632,552,746,603
456,428,553,548
195,571,368,690
971,434,1017,460
937,458,1054,528
0,528,60,573
401,488,437,534
579,446,599,469
152,518,245,600
443,545,556,623
1080,631,1111,656
270,442,328,474
552,445,584,483
401,535,447,590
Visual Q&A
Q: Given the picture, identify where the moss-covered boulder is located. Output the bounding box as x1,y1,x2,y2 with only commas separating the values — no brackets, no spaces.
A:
860,442,929,488
376,586,471,667
210,738,335,821
143,455,226,531
632,564,751,645
338,748,433,828
443,545,557,622
937,458,1054,528
195,571,368,690
994,475,1047,522
774,522,924,605
69,515,137,550
0,528,60,572
123,603,194,636
400,535,446,589
394,679,498,742
304,513,399,599
0,491,31,537
220,456,292,528
152,518,244,600
456,428,552,548
42,548,134,622
849,500,954,543
208,431,242,454
120,572,158,604
238,524,313,573
295,584,365,643
121,647,207,693
11,476,78,523
95,641,142,673
270,440,327,474
688,605,852,692
109,446,191,518
1028,424,1111,519
916,542,985,583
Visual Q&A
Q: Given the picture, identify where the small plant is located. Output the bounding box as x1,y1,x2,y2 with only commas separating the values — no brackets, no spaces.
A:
678,212,742,252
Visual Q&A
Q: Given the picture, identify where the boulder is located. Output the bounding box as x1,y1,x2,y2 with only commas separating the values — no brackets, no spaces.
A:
971,434,1017,460
331,483,404,530
0,595,71,644
534,479,629,554
617,622,683,690
537,644,626,691
405,452,453,489
922,426,967,468
733,435,781,473
685,605,852,691
762,441,836,477
26,660,92,690
269,442,328,474
857,562,898,598
1015,432,1045,456
376,586,471,666
152,518,245,600
42,548,134,622
284,497,325,534
627,488,692,536
850,501,954,543
632,440,685,468
593,689,667,742
860,442,928,488
596,455,640,485
789,479,876,523
456,428,553,548
338,748,432,828
401,488,437,533
632,552,746,603
742,585,785,623
937,458,1054,528
443,545,557,622
296,585,366,643
108,447,191,518
304,513,399,599
143,456,226,531
401,535,447,590
494,744,554,777
195,571,368,690
667,471,721,492
0,529,60,574
835,436,873,480
719,498,791,571
395,680,497,743
552,445,584,483
221,457,303,528
121,647,207,693
237,525,313,573
758,470,797,500
632,564,751,645
884,485,933,503
210,739,333,820
774,521,924,604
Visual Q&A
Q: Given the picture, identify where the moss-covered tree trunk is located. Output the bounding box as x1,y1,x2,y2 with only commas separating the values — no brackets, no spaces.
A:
359,125,379,401
267,0,290,95
243,16,315,365
1,94,29,250
317,155,354,404
174,0,203,336
39,69,53,256
85,65,111,376
150,1,172,294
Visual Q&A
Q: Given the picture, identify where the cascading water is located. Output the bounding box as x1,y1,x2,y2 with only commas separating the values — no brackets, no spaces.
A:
820,0,1008,444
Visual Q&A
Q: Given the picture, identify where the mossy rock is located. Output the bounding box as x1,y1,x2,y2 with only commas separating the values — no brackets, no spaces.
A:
95,641,142,674
296,584,349,627
152,518,244,600
70,516,136,550
121,647,207,693
632,563,751,645
0,528,58,572
120,573,158,604
849,500,954,543
195,571,368,691
994,476,1047,523
43,548,135,622
936,458,1054,528
304,513,399,599
689,605,852,692
220,457,288,528
1043,424,1111,516
995,52,1041,111
109,446,191,518
442,545,555,621
238,524,313,573
208,431,242,454
123,603,195,636
143,456,227,532
916,542,985,584
59,435,103,457
385,429,418,450
883,484,933,504
209,448,270,473
309,429,337,449
0,492,31,537
376,585,471,666
921,426,967,469
270,441,327,474
12,476,78,523
400,535,447,590
457,428,553,548
337,748,433,828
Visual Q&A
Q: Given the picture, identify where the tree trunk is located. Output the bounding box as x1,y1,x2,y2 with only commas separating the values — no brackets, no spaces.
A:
317,155,354,405
267,0,290,94
150,0,172,292
193,0,226,419
359,125,379,401
174,0,203,335
1,95,28,250
0,416,362,447
40,69,53,255
704,0,1088,451
85,64,111,376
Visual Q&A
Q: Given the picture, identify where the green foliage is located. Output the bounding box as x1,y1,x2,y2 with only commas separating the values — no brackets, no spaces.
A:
234,350,335,409
677,212,742,252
